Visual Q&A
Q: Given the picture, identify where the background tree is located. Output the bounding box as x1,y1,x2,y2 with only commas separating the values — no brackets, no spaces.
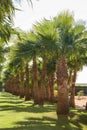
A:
68,22,87,107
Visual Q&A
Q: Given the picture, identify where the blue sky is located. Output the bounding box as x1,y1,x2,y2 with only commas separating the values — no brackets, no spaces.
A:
14,0,87,83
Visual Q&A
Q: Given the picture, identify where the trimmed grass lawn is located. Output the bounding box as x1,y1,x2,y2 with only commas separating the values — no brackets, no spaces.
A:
0,92,87,130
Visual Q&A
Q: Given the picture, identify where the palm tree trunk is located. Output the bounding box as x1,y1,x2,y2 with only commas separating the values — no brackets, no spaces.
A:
19,72,25,98
16,74,20,96
5,81,9,92
45,84,51,101
33,56,40,104
49,73,55,102
40,58,47,105
56,56,69,117
68,69,72,89
11,78,15,95
13,74,20,96
25,63,31,101
69,68,77,108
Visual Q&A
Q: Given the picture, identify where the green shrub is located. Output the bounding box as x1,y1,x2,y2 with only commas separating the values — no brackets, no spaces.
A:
77,90,84,99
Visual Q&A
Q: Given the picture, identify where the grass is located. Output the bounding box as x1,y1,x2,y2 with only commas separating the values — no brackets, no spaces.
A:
0,92,87,130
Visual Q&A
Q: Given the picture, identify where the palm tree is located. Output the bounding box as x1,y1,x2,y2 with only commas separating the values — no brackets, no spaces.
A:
0,0,32,23
55,12,87,116
53,11,75,116
69,50,87,108
0,0,33,44
11,31,41,104
0,0,33,81
34,19,59,104
0,42,9,84
4,40,26,96
46,59,56,102
2,64,15,93
67,22,87,108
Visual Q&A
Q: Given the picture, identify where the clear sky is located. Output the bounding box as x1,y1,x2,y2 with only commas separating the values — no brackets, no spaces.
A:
14,0,87,83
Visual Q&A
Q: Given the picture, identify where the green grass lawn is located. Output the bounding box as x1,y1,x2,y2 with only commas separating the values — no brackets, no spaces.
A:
0,92,87,130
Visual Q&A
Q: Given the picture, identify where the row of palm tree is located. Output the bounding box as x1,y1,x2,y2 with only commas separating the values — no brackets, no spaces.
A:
2,11,87,118
0,0,33,83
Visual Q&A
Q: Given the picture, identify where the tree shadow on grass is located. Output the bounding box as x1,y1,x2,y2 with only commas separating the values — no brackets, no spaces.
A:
0,115,84,130
0,92,87,130
0,92,23,104
0,103,55,113
72,109,87,125
0,92,17,98
0,92,55,113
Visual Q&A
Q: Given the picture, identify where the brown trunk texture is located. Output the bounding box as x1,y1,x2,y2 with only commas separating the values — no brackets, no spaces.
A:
69,69,77,108
19,72,25,98
49,73,54,102
40,58,47,104
33,56,40,104
56,57,69,116
25,63,31,101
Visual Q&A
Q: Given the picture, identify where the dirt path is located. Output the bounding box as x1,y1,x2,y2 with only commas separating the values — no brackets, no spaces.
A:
75,96,87,109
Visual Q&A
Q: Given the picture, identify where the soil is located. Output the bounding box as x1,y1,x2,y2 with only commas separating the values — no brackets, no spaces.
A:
75,96,87,109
